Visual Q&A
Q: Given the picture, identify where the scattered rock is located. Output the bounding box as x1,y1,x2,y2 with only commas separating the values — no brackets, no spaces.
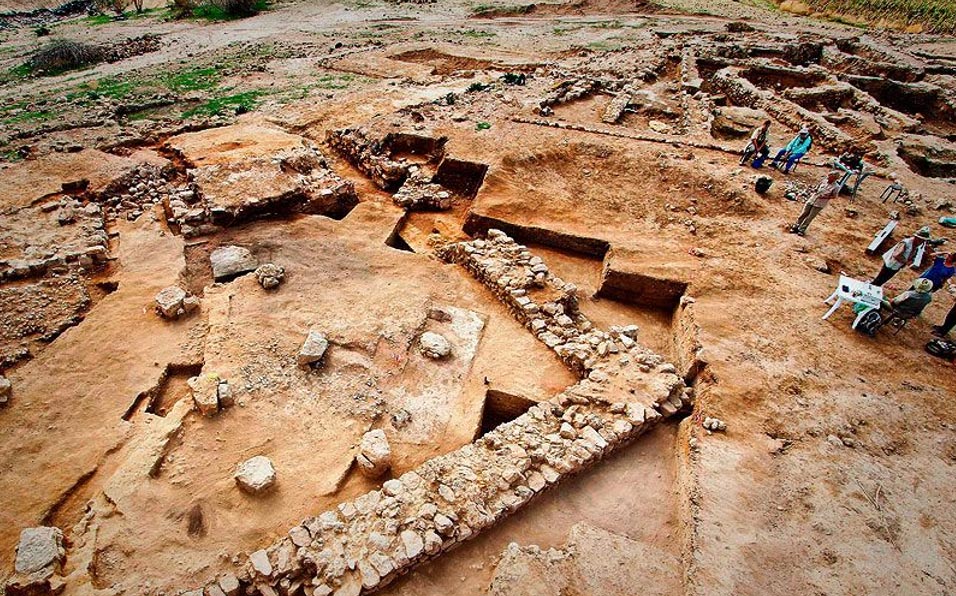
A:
726,20,755,32
419,332,451,359
255,263,285,290
210,245,258,281
217,380,234,409
249,549,273,576
703,417,727,432
648,119,672,134
357,429,391,478
391,408,411,429
188,373,221,416
14,526,65,575
235,456,277,494
218,573,241,596
297,330,329,368
154,285,198,319
805,257,830,273
0,375,10,404
57,204,76,226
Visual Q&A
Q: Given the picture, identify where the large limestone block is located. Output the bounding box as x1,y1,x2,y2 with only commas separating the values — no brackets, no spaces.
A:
235,456,277,494
356,429,391,478
210,245,258,281
14,526,65,575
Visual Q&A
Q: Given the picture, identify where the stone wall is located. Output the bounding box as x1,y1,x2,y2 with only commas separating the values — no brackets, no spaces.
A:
711,66,856,152
325,128,410,191
188,230,692,596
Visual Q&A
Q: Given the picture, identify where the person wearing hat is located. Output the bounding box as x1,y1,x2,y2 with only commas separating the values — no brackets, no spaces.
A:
882,277,934,320
789,170,842,236
770,128,813,173
870,226,933,286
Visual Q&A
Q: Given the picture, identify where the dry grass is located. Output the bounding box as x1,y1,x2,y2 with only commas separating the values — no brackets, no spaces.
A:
781,0,956,33
28,39,104,74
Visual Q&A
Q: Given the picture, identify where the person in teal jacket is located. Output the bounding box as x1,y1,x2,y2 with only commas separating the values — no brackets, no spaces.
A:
770,128,812,173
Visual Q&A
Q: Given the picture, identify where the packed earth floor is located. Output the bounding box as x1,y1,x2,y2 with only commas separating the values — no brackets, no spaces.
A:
1,0,956,594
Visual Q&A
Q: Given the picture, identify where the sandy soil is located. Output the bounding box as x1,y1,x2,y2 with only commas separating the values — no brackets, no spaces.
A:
1,0,956,595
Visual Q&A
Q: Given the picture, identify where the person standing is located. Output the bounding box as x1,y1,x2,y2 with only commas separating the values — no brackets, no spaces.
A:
932,300,956,337
870,226,933,286
789,170,842,237
917,251,956,292
770,128,812,173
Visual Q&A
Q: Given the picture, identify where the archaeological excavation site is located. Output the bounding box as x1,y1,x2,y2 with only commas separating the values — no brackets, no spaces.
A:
2,0,956,593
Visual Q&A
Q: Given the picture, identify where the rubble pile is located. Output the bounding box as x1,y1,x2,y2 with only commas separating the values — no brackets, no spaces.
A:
98,163,197,223
154,285,200,319
0,200,109,282
255,263,285,290
326,128,410,190
538,79,602,114
392,167,454,211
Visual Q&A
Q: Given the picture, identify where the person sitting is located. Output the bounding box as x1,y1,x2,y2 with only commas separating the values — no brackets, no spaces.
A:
870,226,933,286
740,120,771,167
916,251,956,292
770,128,812,173
883,277,933,320
857,277,933,336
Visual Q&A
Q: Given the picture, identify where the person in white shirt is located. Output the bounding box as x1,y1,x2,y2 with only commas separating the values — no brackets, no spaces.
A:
788,171,842,237
870,226,932,286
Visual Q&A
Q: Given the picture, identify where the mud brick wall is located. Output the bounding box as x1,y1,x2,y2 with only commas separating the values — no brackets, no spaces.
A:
189,231,691,596
326,129,409,191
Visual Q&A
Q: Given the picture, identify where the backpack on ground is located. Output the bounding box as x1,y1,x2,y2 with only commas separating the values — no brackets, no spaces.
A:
925,338,956,360
855,310,883,337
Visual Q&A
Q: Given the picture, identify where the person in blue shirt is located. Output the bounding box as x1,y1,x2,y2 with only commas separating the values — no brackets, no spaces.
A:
916,251,956,292
770,128,812,173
